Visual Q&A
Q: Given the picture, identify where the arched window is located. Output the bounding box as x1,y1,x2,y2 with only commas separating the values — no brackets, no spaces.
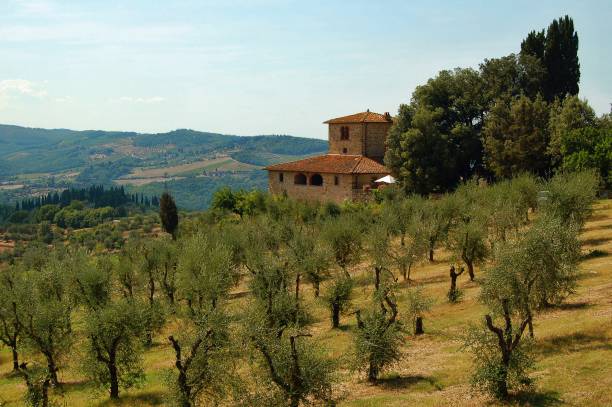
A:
294,173,307,185
310,174,323,186
340,126,350,140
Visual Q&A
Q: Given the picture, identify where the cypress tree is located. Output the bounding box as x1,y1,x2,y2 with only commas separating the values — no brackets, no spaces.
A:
159,192,179,240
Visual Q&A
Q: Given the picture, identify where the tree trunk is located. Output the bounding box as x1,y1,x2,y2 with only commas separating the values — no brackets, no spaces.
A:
109,352,119,399
527,309,534,338
314,280,320,298
177,368,192,407
497,354,510,398
401,263,407,281
12,347,19,371
331,303,340,328
367,362,378,383
467,261,475,281
429,248,434,262
45,353,59,387
415,317,424,335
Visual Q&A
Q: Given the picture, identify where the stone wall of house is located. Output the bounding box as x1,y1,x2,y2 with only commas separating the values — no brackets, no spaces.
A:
268,171,356,204
328,123,364,155
268,170,389,204
364,122,392,162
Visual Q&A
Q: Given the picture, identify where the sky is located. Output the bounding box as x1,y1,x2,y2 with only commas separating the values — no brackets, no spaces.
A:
0,0,610,139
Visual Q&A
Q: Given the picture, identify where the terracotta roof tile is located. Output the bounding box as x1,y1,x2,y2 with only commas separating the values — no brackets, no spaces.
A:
324,111,392,124
265,154,389,174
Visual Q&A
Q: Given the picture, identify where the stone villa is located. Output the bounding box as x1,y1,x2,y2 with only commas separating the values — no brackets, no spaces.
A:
265,110,393,203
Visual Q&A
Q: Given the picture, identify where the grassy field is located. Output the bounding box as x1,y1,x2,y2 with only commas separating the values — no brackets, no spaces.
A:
119,156,259,180
0,201,610,406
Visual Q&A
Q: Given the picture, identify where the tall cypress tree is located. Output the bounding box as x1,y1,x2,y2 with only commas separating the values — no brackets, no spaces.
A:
521,16,579,102
159,192,179,240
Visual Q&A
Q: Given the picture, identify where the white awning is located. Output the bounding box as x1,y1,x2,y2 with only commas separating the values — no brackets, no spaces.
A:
374,175,396,184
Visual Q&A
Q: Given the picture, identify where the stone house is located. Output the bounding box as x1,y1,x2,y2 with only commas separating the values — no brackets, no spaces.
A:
265,110,393,203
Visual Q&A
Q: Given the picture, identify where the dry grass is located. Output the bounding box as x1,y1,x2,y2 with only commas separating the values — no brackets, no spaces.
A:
0,201,610,406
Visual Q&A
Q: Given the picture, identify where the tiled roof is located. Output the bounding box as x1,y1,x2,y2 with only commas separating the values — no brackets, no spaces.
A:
265,154,389,174
324,111,392,124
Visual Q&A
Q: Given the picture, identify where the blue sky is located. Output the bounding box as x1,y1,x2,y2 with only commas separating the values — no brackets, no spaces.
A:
0,0,610,139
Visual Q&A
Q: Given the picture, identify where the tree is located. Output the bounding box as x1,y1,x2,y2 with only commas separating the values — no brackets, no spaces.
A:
323,215,362,278
543,16,580,101
447,218,488,281
160,192,179,239
177,233,235,313
250,331,335,407
353,242,402,382
353,308,403,383
18,363,54,407
448,265,465,303
421,195,458,262
464,300,534,399
521,16,580,102
17,259,73,387
483,95,551,178
540,170,599,227
548,95,597,164
0,265,23,371
559,126,611,189
405,285,433,335
480,53,546,102
82,299,145,399
323,275,353,329
385,68,486,194
481,216,581,337
167,306,233,407
382,197,428,282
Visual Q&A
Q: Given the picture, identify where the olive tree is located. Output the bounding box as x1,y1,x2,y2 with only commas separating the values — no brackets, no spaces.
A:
0,265,23,371
323,275,353,329
323,215,363,277
18,258,73,387
167,306,233,407
447,218,488,281
405,285,433,335
82,299,145,399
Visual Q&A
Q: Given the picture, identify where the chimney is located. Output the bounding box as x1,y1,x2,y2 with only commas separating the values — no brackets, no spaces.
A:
384,112,391,120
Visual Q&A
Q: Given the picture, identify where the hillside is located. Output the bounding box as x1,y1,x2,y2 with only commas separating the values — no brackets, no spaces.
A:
0,124,327,209
0,198,609,406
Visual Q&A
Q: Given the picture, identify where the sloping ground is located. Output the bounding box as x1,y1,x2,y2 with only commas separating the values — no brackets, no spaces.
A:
0,201,610,406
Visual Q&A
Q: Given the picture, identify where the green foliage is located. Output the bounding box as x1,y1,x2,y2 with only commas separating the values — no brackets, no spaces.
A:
323,276,353,328
541,170,599,227
160,192,179,239
82,298,145,398
323,215,363,275
166,305,233,407
405,285,433,334
353,309,404,382
177,232,235,311
463,321,534,398
483,95,551,178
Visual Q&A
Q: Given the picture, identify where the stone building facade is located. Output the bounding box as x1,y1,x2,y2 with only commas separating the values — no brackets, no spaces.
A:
265,111,393,204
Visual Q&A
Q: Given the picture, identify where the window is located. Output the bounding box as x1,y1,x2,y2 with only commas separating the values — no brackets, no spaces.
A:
334,175,339,186
342,148,348,154
279,173,284,183
294,173,307,185
310,174,323,186
340,126,350,140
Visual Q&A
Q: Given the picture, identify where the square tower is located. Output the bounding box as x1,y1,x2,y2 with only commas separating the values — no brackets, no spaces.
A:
324,110,393,163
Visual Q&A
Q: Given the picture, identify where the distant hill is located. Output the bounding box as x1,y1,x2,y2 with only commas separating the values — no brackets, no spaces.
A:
0,124,327,209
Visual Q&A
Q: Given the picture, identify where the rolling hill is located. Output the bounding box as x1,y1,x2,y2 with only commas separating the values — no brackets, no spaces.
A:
0,124,328,209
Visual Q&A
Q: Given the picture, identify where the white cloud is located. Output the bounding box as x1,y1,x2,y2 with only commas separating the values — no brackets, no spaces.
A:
112,96,165,104
0,79,48,109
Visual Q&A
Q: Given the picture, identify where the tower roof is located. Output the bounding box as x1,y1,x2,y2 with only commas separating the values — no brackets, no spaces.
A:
324,110,392,124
